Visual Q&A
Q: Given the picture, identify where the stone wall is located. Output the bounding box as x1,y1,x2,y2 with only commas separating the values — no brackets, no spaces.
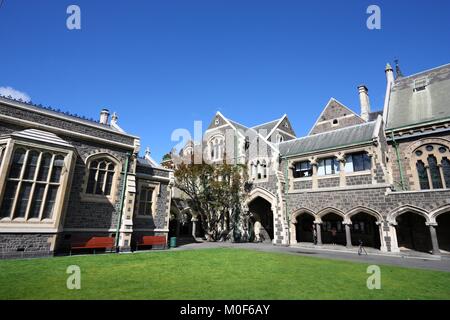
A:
293,180,312,190
0,234,53,258
318,177,340,188
346,174,372,186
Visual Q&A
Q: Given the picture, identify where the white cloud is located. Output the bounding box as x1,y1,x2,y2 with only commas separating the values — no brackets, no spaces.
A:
0,86,31,102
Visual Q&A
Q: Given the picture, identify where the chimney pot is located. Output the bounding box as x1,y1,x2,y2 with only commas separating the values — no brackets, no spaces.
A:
99,108,110,125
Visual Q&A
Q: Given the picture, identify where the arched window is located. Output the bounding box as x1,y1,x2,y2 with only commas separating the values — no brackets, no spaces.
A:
251,162,257,179
262,160,267,179
442,157,450,188
0,147,65,220
276,134,284,143
414,144,450,190
416,160,430,190
85,157,117,196
209,136,224,161
257,161,262,179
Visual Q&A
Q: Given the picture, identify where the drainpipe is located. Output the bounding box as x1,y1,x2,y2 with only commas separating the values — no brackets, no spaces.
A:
283,156,290,245
115,152,131,252
390,132,406,191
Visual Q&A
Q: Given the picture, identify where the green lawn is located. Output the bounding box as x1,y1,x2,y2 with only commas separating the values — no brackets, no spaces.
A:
0,248,449,299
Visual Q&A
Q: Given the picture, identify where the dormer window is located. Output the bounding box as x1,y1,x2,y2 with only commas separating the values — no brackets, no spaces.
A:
413,77,428,92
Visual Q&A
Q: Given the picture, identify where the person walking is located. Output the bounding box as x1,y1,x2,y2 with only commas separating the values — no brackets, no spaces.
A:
331,227,337,245
312,225,317,245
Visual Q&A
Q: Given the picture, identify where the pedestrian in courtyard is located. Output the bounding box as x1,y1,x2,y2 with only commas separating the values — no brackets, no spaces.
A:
331,227,337,245
312,225,317,245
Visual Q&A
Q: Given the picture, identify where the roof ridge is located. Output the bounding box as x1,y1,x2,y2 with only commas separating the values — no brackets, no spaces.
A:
280,121,376,145
395,62,450,81
0,95,109,127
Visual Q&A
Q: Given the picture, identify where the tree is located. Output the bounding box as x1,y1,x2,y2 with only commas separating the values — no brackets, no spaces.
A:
174,160,248,241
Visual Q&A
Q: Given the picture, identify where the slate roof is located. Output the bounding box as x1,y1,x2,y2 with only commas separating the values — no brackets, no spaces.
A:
137,156,164,169
278,121,377,157
386,63,450,130
251,119,281,135
228,120,249,132
0,95,133,136
2,129,73,148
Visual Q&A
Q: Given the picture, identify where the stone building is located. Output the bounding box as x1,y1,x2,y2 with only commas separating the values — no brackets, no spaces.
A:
173,62,450,256
0,96,173,258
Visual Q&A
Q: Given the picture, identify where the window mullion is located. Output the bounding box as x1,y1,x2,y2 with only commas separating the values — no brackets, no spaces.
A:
25,152,43,220
39,155,55,220
425,164,434,190
93,164,100,194
437,157,447,189
11,150,30,219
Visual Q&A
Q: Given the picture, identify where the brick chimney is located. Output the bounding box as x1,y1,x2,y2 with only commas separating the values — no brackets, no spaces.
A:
358,85,371,122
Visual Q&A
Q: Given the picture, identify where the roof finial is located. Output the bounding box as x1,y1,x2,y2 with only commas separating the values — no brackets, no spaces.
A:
394,58,404,78
145,146,151,157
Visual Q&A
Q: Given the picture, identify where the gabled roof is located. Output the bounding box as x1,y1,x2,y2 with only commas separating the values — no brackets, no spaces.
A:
252,118,281,134
2,129,73,148
308,98,364,135
386,63,450,130
279,120,379,157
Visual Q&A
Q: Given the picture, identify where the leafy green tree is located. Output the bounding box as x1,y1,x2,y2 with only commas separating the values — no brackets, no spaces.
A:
174,160,248,241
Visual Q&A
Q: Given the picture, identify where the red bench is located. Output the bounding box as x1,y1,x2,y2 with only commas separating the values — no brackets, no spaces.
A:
136,236,167,250
70,236,115,254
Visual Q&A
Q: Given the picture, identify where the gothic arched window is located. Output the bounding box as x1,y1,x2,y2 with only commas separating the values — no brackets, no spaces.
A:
209,135,224,161
85,156,118,196
413,144,450,190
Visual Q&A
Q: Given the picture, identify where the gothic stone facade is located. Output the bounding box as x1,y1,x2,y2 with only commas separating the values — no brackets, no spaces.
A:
0,97,173,258
178,62,450,255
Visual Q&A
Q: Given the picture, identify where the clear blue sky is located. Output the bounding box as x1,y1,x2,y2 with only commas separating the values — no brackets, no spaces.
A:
1,0,449,161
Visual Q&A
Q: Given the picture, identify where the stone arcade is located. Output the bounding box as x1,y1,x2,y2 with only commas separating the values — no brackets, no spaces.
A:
169,62,450,256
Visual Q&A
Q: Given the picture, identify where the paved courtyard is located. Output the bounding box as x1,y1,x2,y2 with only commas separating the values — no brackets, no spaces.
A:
171,241,450,272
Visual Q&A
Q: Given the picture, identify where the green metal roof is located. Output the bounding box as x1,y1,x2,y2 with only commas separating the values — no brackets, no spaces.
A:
278,121,377,157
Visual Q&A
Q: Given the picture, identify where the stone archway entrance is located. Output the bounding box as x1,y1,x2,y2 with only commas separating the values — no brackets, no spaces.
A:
396,212,432,253
295,213,315,243
248,197,274,243
321,213,346,246
350,213,381,249
436,212,450,253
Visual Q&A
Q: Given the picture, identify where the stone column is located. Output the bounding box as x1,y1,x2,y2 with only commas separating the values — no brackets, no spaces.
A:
315,223,322,245
344,223,352,248
191,218,198,238
290,222,297,245
310,158,318,189
428,224,440,255
337,154,346,187
389,223,400,253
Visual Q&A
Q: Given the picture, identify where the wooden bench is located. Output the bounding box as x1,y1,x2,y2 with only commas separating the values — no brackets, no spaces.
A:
70,236,115,255
136,236,167,250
